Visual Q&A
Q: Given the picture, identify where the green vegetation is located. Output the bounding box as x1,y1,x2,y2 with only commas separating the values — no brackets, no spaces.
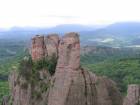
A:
17,54,57,99
0,39,26,103
84,58,140,93
32,55,57,76
0,81,9,100
18,54,57,81
0,36,140,102
81,47,140,94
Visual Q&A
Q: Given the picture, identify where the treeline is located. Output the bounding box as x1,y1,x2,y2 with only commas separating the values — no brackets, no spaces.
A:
81,46,140,94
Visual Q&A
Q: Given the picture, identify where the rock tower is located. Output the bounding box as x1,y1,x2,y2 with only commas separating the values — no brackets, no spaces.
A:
31,35,45,61
7,32,123,105
31,34,59,61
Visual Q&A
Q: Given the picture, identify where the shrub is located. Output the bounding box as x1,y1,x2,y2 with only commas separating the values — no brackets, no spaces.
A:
18,54,57,90
18,55,33,80
32,54,57,76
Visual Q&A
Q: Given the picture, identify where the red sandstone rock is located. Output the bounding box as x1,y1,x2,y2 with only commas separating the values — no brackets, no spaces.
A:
8,32,123,105
123,84,140,105
47,32,123,105
31,35,45,61
31,34,59,61
44,34,59,58
57,32,80,70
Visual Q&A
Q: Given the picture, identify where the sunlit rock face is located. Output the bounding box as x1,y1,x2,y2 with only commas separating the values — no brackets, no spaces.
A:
31,34,59,61
123,84,140,105
31,35,45,61
47,32,123,105
44,34,59,58
57,32,80,70
7,32,123,105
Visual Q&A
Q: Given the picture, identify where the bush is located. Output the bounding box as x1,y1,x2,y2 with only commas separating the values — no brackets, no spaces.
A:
18,55,33,80
32,54,57,76
18,54,57,90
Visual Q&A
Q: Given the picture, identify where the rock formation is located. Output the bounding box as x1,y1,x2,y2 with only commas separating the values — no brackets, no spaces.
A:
31,34,59,61
31,35,45,61
1,96,9,105
123,84,140,105
7,32,123,105
44,34,59,57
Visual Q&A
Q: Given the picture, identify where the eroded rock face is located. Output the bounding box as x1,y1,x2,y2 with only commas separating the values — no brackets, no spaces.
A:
47,32,86,105
8,32,123,105
57,32,80,70
31,34,59,61
31,35,45,61
47,32,123,105
96,76,123,105
9,69,50,105
123,84,140,105
44,34,59,58
1,96,10,105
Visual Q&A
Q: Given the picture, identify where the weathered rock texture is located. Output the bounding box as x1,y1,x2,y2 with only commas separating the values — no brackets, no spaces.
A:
1,96,9,105
44,34,59,57
9,69,50,105
31,34,59,61
31,35,45,61
7,32,123,105
123,84,140,105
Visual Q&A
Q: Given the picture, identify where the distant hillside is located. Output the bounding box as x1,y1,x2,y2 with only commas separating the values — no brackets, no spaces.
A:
81,45,140,64
81,46,140,93
80,22,140,47
1,22,140,47
0,24,99,39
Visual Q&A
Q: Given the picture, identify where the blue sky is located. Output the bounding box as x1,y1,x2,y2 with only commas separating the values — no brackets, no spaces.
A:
0,0,140,28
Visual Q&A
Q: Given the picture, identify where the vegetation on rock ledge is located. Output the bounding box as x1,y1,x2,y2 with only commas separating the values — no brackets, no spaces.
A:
18,54,57,79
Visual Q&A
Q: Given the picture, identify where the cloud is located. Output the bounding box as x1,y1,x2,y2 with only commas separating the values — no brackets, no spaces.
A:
0,0,140,28
47,15,80,19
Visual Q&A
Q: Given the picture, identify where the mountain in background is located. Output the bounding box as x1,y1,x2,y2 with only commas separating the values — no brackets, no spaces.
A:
80,22,140,47
0,24,101,39
1,22,140,47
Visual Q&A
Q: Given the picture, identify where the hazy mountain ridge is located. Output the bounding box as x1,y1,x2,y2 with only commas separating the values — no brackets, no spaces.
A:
80,22,140,47
1,22,140,48
1,22,140,47
0,24,99,39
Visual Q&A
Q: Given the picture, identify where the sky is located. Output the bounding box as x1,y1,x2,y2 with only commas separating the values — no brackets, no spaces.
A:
0,0,140,28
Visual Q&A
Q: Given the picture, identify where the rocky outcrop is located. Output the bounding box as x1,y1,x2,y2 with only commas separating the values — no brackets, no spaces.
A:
7,32,123,105
96,76,123,105
1,96,9,105
9,68,50,105
47,32,123,105
31,34,59,61
44,34,59,58
31,35,45,61
123,84,140,105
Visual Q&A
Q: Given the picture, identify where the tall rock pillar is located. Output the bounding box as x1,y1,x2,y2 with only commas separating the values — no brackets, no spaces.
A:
31,35,45,61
